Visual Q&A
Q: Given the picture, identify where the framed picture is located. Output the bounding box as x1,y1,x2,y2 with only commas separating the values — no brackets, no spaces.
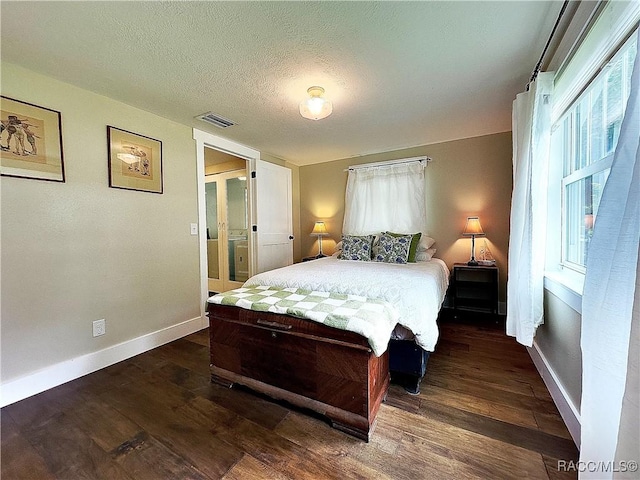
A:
1,96,65,182
107,126,162,194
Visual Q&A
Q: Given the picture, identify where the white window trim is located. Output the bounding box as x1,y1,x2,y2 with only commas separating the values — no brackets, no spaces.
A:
548,18,638,294
544,269,584,314
560,153,614,274
553,2,640,122
562,153,613,185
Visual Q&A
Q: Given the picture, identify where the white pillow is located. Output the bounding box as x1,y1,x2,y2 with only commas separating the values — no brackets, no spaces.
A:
417,235,436,251
416,248,437,262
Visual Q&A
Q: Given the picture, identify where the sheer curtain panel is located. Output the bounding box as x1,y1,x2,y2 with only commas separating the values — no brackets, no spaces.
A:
580,30,639,479
343,161,426,235
506,72,554,347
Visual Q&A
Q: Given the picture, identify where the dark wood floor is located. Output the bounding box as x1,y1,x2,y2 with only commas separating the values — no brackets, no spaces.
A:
2,315,578,479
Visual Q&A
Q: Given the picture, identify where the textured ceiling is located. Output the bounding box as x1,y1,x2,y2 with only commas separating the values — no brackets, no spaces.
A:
0,1,561,166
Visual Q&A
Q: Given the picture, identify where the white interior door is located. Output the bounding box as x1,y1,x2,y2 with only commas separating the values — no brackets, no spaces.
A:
254,160,293,273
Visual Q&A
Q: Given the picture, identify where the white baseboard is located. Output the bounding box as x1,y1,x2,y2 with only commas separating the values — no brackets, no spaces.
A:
0,315,207,408
528,341,581,447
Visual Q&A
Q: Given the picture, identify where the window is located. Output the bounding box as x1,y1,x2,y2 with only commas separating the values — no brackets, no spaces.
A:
553,33,637,271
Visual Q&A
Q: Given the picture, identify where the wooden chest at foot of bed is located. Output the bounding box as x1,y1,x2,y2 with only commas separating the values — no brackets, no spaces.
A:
208,303,390,441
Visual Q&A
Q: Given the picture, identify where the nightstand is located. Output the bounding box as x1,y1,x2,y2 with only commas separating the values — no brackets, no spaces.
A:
451,263,499,315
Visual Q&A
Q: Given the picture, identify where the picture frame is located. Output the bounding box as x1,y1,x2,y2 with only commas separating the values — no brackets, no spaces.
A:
107,126,163,194
1,96,65,182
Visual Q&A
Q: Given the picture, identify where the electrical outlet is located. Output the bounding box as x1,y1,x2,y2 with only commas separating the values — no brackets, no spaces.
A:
93,319,106,337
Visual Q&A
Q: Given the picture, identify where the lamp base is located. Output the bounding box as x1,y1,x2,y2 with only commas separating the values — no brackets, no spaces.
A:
467,235,479,266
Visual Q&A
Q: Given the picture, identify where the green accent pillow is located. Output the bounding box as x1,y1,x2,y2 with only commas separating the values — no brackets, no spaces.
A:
386,231,422,262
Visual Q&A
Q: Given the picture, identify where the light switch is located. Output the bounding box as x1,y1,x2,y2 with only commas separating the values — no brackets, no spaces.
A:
190,223,198,235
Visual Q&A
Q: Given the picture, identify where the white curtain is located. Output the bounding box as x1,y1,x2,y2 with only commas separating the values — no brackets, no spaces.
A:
506,72,554,347
580,30,640,479
343,161,426,235
614,252,639,479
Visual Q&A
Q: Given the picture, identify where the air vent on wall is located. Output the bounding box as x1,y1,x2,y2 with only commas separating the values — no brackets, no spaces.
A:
196,112,236,129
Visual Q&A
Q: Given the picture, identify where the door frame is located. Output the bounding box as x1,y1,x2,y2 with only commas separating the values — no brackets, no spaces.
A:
193,129,259,323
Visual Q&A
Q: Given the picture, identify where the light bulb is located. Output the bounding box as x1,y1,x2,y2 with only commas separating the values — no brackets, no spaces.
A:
299,86,333,120
307,97,325,115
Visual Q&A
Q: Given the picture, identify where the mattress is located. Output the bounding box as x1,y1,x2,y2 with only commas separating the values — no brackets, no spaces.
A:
242,256,450,352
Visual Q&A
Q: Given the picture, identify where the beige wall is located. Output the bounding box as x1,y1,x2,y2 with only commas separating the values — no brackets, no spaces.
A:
299,132,513,302
204,147,246,175
538,291,582,409
1,63,201,382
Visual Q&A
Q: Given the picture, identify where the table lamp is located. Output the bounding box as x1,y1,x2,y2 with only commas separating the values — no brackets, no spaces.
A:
462,217,485,266
311,221,329,257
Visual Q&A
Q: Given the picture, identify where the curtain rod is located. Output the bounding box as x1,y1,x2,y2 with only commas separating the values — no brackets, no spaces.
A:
527,0,570,90
345,156,431,172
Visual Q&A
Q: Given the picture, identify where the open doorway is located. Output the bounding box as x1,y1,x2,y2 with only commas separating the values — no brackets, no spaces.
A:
194,128,293,323
194,129,259,324
204,147,249,293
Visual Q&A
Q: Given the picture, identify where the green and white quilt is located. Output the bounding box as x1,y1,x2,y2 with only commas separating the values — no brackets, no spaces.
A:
209,286,399,356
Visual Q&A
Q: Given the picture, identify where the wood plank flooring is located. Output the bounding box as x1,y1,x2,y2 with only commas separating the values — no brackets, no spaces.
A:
1,316,578,479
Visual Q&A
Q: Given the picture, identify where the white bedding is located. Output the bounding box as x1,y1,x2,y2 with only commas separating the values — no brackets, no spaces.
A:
244,256,450,352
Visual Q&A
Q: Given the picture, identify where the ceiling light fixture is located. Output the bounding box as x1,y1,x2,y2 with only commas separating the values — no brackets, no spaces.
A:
299,86,333,120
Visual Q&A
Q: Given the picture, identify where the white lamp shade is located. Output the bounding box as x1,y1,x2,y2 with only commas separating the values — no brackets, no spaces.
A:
462,217,485,236
311,221,328,236
300,86,333,120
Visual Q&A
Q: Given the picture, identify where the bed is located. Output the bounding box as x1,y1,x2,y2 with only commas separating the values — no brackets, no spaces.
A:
207,255,449,440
